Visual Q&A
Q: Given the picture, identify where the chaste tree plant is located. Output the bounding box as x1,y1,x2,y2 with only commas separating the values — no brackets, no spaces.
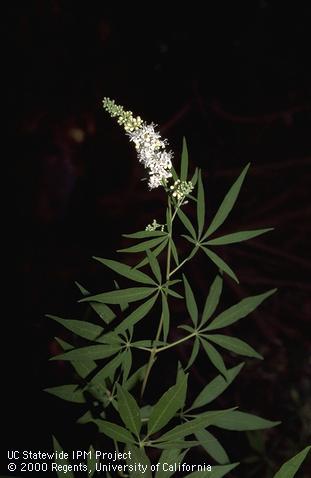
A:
44,99,310,478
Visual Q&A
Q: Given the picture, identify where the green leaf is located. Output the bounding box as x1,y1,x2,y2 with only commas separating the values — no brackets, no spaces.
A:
170,238,180,266
75,281,89,296
185,337,200,370
201,247,239,283
115,294,158,334
204,334,263,360
47,315,104,342
146,249,162,283
200,338,227,378
201,275,223,326
118,237,167,253
135,238,168,269
123,231,167,239
114,280,129,312
55,338,97,379
166,288,183,299
122,349,132,384
204,289,277,331
151,440,200,449
203,163,250,239
51,343,121,361
124,363,148,391
195,428,229,464
197,170,205,237
161,293,170,341
116,384,141,437
273,446,311,478
93,257,155,285
191,167,199,186
125,445,152,478
91,352,124,386
190,363,244,410
210,410,281,430
79,287,156,305
52,436,74,478
87,445,97,478
156,449,188,478
155,408,234,442
148,374,188,436
93,419,136,443
44,384,85,403
177,208,197,239
180,136,189,181
90,302,116,324
184,462,239,478
204,228,274,246
183,275,198,327
182,234,197,245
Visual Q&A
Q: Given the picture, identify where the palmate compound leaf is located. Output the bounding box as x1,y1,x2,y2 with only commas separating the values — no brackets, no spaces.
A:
195,428,229,464
203,334,263,360
203,288,277,331
201,275,223,326
79,286,157,305
204,228,274,246
156,449,188,478
93,256,156,285
273,445,311,478
52,436,74,478
125,445,152,478
190,363,244,410
153,408,236,443
208,410,281,431
44,384,85,404
202,163,250,240
116,384,141,438
147,373,188,436
183,274,198,327
92,418,136,444
184,462,239,478
46,315,104,342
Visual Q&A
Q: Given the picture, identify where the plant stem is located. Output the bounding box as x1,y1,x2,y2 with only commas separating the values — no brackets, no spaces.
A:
141,198,173,397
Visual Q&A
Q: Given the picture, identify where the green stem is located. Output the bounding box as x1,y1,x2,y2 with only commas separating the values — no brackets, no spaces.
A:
155,331,197,352
141,198,173,397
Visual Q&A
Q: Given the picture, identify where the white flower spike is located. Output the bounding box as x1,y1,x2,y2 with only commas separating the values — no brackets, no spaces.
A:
103,98,173,189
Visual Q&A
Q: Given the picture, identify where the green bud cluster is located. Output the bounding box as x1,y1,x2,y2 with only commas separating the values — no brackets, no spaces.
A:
103,97,143,132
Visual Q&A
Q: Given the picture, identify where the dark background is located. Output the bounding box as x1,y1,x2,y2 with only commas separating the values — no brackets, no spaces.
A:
4,1,311,477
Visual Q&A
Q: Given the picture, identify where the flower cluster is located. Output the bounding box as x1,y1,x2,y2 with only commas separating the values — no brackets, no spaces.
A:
145,219,165,232
170,179,194,201
103,98,172,189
